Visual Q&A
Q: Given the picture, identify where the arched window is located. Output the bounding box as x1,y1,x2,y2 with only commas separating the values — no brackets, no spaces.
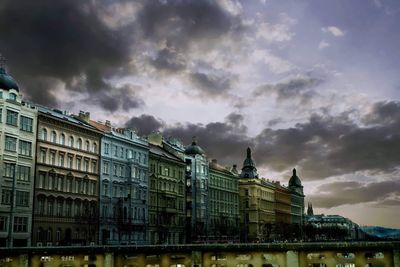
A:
93,143,97,153
42,128,47,141
69,136,74,147
85,140,90,151
60,134,65,145
77,138,82,149
51,131,57,143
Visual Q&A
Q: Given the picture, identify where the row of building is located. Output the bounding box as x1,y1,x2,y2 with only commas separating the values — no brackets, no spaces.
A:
0,66,305,247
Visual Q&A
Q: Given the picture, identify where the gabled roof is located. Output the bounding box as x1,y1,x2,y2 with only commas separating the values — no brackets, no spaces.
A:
149,143,185,163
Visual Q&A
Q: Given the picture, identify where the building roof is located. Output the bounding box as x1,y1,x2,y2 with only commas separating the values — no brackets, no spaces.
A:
0,67,19,91
89,120,111,133
37,106,99,132
289,168,302,187
149,143,185,164
209,160,235,176
184,139,205,155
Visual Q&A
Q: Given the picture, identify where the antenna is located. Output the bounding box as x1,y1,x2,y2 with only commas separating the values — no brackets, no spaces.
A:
0,54,6,68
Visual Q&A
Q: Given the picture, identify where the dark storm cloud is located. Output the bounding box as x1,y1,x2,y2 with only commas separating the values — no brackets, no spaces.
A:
253,108,400,179
0,0,132,107
126,101,400,181
308,180,400,208
138,0,243,51
125,114,165,136
363,100,400,127
189,71,233,96
150,47,186,72
254,76,323,104
161,112,252,165
88,84,144,112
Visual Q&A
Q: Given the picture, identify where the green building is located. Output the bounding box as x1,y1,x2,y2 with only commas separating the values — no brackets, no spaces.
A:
208,159,240,242
148,133,186,244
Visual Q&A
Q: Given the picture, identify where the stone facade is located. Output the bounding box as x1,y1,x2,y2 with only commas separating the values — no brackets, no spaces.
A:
32,108,101,246
208,159,240,242
148,134,186,244
0,80,37,247
90,121,149,245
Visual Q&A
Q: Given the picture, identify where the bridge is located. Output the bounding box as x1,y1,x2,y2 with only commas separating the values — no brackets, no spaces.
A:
0,242,399,267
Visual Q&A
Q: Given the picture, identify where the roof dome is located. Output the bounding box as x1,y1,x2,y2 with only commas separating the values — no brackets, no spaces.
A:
240,147,259,179
0,67,19,91
184,139,205,155
289,168,302,187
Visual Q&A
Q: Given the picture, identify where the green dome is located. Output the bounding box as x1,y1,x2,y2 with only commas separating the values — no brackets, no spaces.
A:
185,140,205,155
289,168,302,187
0,68,19,91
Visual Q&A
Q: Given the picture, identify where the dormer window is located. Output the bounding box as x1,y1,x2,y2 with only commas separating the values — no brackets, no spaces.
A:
9,93,17,101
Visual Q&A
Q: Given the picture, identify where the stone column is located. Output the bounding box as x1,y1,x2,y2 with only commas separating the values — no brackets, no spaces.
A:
104,252,114,267
286,250,299,267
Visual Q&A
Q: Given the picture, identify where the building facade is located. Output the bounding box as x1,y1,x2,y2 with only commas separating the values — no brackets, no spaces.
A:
0,67,37,247
90,121,149,245
238,148,276,242
288,168,305,225
208,159,240,242
148,133,186,244
32,109,101,246
184,139,210,243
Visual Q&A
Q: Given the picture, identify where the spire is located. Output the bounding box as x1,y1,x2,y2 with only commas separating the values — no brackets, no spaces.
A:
293,168,296,176
307,202,314,216
192,136,197,145
246,147,252,158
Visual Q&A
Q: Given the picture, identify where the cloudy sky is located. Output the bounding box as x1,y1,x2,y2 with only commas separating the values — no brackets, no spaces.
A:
1,0,400,228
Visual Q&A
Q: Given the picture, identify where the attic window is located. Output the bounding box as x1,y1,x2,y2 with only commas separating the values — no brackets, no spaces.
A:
9,93,17,101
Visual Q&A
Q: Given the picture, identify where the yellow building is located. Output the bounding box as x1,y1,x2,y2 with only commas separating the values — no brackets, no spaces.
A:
238,148,275,242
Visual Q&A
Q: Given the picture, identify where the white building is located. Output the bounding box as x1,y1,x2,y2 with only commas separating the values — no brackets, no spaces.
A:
0,66,38,246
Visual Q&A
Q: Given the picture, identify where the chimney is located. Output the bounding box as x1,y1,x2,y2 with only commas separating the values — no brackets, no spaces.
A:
211,159,217,164
78,111,90,122
105,120,111,127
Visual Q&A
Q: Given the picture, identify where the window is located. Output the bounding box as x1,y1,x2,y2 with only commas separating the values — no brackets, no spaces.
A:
18,140,32,156
77,138,82,149
113,164,117,176
6,110,18,126
47,201,54,216
60,133,65,145
0,217,7,231
66,202,72,217
51,131,57,143
16,191,29,207
42,128,47,140
57,176,63,191
59,154,64,167
57,201,63,216
50,152,56,165
40,150,46,163
5,136,17,151
68,156,73,168
69,136,74,147
13,217,28,232
103,162,109,174
4,163,15,178
17,165,30,181
103,183,108,196
84,159,89,172
85,140,90,151
76,158,81,170
1,189,12,204
0,108,2,123
93,143,97,153
20,116,33,132
120,147,124,158
92,161,97,173
104,143,109,154
9,93,17,101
